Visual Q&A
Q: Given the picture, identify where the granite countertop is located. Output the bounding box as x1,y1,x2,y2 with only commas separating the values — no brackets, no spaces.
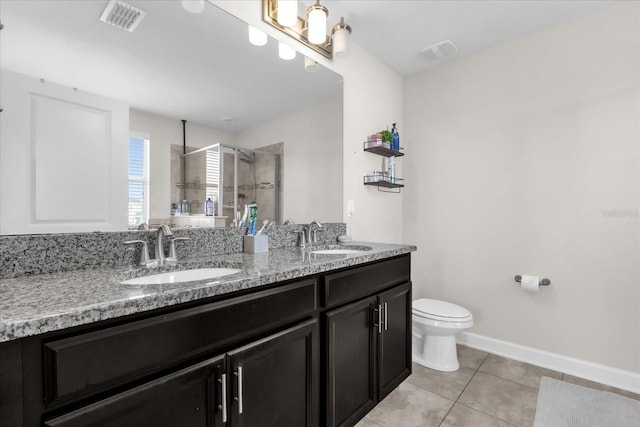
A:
0,242,416,343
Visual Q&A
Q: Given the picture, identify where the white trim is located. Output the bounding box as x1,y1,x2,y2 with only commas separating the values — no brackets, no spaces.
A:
457,332,640,395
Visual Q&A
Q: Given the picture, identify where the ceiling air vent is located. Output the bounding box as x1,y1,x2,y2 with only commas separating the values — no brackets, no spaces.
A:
420,40,458,63
99,0,146,32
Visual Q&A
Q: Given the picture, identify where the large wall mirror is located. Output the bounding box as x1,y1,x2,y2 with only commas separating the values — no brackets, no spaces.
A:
0,0,343,234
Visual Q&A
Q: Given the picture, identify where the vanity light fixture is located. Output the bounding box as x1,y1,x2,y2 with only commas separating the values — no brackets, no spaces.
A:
263,0,352,60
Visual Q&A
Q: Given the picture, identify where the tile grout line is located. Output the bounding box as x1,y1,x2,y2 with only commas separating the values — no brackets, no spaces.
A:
477,369,542,392
458,368,540,427
437,351,489,426
449,350,535,427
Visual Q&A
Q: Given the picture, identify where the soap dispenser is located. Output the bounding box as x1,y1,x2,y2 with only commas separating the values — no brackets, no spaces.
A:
205,196,213,216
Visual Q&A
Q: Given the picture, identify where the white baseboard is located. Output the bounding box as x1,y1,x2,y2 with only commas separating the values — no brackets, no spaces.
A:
457,332,640,395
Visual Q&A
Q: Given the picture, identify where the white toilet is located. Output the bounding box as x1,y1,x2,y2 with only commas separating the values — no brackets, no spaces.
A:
412,299,474,372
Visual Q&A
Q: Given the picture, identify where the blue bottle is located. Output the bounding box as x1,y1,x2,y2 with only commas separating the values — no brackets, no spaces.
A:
391,123,400,152
205,197,214,216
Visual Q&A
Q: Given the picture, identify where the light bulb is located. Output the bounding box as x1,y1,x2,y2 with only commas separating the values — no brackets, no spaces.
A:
307,3,327,45
332,18,352,57
304,56,319,72
248,26,267,46
277,0,298,28
278,42,296,60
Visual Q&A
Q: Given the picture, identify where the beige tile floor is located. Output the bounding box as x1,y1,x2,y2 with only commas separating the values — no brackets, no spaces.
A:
357,345,640,427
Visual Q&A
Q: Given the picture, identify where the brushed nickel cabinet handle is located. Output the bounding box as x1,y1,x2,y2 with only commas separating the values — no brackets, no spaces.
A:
235,367,244,414
220,373,228,423
374,304,383,334
384,302,388,331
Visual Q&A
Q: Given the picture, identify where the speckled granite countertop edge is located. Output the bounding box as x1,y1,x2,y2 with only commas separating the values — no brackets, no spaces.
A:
0,242,416,342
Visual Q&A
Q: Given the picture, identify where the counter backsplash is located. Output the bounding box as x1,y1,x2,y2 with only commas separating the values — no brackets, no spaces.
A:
0,223,346,279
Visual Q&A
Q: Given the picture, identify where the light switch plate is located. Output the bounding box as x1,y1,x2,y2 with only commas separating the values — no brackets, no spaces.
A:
347,200,355,216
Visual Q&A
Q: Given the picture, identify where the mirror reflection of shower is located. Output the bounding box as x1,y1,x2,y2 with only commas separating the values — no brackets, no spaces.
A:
237,149,257,202
173,143,281,227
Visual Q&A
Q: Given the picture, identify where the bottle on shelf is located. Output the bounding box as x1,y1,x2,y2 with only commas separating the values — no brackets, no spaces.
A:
205,196,214,216
391,123,400,152
388,156,396,184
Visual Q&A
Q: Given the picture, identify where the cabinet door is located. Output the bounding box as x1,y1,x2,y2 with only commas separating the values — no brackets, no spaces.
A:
44,355,225,427
325,296,378,427
227,319,318,427
378,282,412,400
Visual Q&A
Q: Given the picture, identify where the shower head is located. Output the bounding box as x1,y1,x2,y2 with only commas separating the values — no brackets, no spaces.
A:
237,149,255,164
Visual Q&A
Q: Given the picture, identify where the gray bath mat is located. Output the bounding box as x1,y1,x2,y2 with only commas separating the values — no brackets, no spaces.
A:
533,377,640,427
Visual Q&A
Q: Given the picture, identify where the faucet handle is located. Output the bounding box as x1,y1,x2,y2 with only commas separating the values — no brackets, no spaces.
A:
124,240,153,266
168,237,190,260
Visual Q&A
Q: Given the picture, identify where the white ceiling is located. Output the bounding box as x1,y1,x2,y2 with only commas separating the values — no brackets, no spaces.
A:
323,0,620,75
0,0,621,131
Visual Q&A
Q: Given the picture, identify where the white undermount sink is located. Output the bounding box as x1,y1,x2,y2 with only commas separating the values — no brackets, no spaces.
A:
309,245,372,255
310,249,365,255
120,268,242,285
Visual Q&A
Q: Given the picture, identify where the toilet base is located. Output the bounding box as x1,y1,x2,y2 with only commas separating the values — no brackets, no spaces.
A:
412,333,460,372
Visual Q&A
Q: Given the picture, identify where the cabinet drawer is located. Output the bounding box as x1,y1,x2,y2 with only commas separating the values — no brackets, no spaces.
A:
44,355,225,427
44,278,317,406
321,255,410,308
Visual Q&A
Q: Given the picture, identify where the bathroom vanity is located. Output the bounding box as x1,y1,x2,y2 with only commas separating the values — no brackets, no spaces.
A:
0,242,414,427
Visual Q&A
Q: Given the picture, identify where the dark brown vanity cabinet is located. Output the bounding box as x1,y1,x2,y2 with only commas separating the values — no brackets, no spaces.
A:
17,279,318,427
0,254,412,427
225,319,318,427
322,256,412,427
44,320,318,427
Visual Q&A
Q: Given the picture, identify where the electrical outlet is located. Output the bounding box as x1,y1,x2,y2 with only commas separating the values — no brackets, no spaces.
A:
347,200,355,217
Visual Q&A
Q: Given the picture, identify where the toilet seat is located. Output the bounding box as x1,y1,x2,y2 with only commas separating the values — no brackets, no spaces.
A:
413,299,473,323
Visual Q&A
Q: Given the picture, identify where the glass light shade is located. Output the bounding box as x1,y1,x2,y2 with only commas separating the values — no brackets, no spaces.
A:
278,42,296,60
332,27,349,56
248,25,268,46
181,0,205,14
277,0,298,28
304,56,319,72
307,5,327,45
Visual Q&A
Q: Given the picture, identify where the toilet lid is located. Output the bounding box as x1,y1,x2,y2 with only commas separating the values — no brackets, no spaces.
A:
413,299,472,321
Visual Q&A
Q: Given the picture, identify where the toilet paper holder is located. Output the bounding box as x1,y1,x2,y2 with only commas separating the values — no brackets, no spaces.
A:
515,275,551,286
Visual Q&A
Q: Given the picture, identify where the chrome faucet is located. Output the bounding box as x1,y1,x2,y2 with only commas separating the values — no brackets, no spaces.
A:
307,220,323,244
155,224,173,264
296,227,308,248
283,219,295,225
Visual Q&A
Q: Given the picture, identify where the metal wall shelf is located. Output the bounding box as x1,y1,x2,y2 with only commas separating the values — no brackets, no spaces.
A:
363,141,405,193
363,141,404,158
363,178,404,193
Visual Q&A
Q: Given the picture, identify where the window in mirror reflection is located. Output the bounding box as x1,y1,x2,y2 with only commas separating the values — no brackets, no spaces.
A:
128,135,150,228
205,148,220,213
